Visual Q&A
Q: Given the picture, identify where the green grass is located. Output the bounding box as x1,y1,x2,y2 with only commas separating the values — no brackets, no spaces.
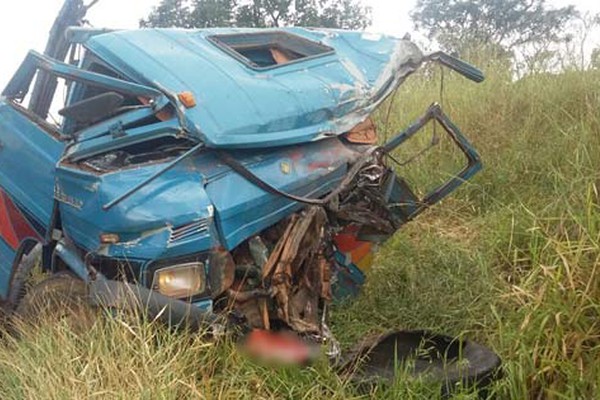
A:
0,62,598,399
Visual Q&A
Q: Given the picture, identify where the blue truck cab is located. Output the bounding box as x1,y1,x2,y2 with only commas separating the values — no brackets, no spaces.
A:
0,27,483,333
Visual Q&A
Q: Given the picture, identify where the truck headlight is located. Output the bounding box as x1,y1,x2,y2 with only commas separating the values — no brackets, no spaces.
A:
152,263,205,298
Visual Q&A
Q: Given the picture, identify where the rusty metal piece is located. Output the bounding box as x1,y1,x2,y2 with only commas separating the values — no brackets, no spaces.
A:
262,214,298,280
226,288,269,303
208,248,236,298
345,118,378,144
262,207,329,333
226,281,268,329
235,299,266,329
318,255,332,300
259,298,270,330
270,47,294,64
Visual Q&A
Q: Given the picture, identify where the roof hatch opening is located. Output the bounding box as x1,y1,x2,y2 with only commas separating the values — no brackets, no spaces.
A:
209,31,334,69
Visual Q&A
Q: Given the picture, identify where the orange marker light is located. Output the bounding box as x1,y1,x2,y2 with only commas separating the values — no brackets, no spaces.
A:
100,233,120,244
178,91,197,108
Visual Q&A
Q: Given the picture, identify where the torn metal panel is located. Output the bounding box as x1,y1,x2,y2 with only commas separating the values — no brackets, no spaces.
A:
80,28,424,148
225,206,330,334
262,207,328,333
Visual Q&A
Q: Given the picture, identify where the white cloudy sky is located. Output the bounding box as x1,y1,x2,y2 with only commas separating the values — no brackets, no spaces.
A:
0,0,599,88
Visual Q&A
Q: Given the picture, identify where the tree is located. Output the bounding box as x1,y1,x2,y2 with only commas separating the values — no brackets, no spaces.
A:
140,0,371,30
591,48,600,70
31,0,100,120
140,0,195,28
411,0,578,56
189,0,236,27
562,12,600,70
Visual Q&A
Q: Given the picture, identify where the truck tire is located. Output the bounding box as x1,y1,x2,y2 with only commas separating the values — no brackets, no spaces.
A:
339,330,502,398
14,271,97,331
6,243,43,311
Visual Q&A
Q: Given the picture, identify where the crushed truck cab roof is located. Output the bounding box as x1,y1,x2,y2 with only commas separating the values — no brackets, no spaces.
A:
78,27,423,148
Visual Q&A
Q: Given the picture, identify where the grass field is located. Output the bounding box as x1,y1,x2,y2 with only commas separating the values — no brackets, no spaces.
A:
0,61,598,399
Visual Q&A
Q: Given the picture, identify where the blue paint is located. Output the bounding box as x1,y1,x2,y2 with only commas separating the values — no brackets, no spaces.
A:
53,241,93,282
332,251,366,301
83,28,425,148
0,26,484,313
0,239,15,297
0,104,63,228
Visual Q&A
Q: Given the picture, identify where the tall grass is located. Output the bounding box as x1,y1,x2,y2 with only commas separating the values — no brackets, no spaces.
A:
0,62,598,399
346,60,600,398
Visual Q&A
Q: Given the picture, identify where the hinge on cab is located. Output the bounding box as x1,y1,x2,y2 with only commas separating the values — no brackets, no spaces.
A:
109,122,126,139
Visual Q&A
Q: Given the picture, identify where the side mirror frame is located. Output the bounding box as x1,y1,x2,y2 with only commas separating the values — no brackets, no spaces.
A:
424,52,485,83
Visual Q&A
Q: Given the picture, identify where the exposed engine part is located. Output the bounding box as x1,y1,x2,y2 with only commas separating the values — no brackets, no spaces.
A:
261,207,330,333
248,236,269,269
330,156,406,242
82,140,193,172
225,155,401,337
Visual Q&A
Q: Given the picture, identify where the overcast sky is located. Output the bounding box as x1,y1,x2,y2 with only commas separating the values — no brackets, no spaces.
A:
0,0,599,88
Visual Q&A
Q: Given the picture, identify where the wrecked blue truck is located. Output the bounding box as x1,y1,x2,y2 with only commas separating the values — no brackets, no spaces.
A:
0,24,500,386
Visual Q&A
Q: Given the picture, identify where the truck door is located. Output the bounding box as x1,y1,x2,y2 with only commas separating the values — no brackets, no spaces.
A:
381,103,482,227
0,105,63,233
0,104,64,297
0,57,67,297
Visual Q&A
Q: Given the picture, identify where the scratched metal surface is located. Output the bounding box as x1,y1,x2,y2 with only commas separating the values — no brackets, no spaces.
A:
0,24,485,312
83,28,423,148
56,137,359,260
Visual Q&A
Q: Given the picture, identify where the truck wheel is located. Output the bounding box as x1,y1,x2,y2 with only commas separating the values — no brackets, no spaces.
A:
14,272,97,331
7,243,43,311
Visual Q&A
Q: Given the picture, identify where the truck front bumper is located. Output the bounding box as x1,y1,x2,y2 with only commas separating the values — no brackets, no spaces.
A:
89,278,222,331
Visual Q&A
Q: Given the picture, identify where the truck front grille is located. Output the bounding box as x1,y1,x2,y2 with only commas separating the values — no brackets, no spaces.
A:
168,219,210,244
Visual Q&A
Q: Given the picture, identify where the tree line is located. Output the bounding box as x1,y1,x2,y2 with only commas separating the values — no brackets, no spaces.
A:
140,0,372,30
141,0,600,71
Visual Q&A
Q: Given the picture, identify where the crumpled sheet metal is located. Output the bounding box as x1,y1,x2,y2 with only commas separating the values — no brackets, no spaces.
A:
224,148,406,334
262,206,331,333
82,28,424,148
